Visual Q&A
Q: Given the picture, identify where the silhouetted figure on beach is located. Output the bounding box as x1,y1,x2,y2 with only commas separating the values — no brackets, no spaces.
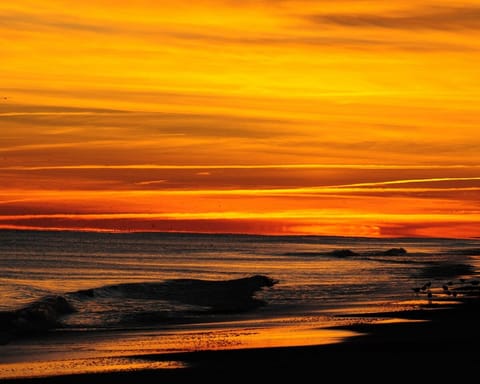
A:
421,282,431,292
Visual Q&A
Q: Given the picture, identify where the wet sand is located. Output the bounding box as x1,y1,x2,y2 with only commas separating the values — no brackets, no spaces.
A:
3,296,479,382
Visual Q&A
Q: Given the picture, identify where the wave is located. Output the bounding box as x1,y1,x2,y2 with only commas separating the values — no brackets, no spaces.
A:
283,246,480,262
445,248,480,256
0,295,75,344
283,248,407,258
0,275,278,344
72,274,277,311
417,262,476,279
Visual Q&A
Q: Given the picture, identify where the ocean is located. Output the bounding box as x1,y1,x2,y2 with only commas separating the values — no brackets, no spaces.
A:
1,230,479,379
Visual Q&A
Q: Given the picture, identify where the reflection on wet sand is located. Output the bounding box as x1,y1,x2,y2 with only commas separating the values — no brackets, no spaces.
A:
0,321,357,380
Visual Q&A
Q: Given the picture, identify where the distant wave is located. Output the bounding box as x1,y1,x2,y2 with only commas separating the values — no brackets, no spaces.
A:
0,275,277,344
445,248,480,256
282,251,331,257
282,250,360,258
282,246,480,262
0,295,75,343
283,248,408,258
72,275,277,311
361,257,427,265
418,262,475,279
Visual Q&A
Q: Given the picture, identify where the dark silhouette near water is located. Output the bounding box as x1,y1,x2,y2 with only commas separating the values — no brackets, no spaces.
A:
1,275,278,345
157,274,278,313
382,248,407,256
0,296,75,344
411,274,480,305
284,248,409,258
330,249,358,257
76,274,278,314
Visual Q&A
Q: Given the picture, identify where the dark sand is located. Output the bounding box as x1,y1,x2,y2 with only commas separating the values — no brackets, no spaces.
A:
3,296,479,382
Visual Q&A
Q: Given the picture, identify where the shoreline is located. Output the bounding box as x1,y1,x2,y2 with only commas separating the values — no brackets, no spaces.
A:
3,297,479,382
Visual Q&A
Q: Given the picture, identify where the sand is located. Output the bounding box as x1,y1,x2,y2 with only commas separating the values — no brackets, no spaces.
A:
2,296,479,382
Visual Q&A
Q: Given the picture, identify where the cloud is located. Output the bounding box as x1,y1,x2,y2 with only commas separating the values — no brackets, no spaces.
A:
0,10,114,33
307,6,480,31
3,164,479,171
1,7,473,59
0,103,292,139
0,103,124,114
135,180,168,185
1,7,470,52
0,9,364,48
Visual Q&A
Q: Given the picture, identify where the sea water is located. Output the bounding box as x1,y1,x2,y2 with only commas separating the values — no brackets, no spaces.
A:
0,230,479,378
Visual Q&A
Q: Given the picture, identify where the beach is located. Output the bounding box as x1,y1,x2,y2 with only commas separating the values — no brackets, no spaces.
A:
2,296,479,382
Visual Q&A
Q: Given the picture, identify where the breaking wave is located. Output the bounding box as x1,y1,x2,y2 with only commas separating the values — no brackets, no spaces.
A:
0,275,278,344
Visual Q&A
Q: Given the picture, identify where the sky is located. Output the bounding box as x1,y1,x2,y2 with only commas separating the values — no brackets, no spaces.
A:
1,0,480,238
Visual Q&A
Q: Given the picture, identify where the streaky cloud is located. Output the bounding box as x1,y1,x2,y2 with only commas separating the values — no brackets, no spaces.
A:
2,164,480,171
331,176,480,188
1,7,472,52
0,10,113,33
0,103,292,139
307,6,480,31
135,180,168,185
0,103,126,114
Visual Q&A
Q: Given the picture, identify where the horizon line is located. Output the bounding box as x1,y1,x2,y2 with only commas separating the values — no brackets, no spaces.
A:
0,226,476,241
3,163,480,171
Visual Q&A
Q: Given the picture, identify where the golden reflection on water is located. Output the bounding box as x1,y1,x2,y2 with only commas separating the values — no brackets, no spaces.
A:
373,318,427,324
84,322,359,355
211,324,357,350
0,357,187,380
0,321,358,379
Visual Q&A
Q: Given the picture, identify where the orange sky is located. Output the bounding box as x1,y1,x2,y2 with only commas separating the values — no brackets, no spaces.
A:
1,0,480,238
